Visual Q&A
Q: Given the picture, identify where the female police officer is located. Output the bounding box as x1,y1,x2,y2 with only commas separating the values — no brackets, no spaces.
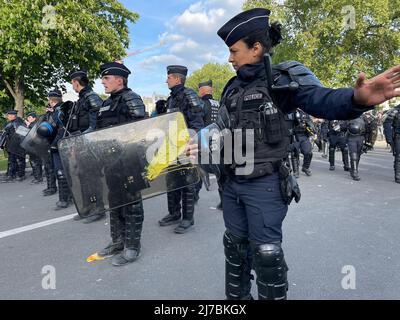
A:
188,8,400,300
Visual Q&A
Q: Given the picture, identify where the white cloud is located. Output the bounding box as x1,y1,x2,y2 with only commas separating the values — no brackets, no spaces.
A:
170,38,199,54
140,54,185,70
135,0,245,96
153,0,245,73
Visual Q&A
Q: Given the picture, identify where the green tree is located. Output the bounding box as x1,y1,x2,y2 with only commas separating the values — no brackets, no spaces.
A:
186,63,236,101
0,0,139,116
244,0,400,88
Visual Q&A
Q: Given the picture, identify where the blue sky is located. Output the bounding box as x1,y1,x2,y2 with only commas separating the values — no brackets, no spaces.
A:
89,0,246,97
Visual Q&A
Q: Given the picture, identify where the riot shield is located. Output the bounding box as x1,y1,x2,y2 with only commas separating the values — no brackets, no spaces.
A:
7,125,30,157
20,116,51,158
58,112,199,217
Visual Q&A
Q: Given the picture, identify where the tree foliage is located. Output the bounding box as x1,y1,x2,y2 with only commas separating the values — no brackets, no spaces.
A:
0,0,139,116
244,0,400,88
186,63,235,101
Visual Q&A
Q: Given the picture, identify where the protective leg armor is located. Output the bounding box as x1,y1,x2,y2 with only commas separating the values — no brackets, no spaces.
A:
224,231,253,300
251,243,288,300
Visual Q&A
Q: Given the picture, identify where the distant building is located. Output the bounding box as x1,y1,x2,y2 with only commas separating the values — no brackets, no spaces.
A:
143,93,168,114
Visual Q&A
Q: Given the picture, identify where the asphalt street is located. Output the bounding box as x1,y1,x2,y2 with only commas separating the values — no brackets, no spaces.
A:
0,145,399,300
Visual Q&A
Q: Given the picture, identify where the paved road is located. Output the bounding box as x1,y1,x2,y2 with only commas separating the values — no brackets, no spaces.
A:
0,146,399,300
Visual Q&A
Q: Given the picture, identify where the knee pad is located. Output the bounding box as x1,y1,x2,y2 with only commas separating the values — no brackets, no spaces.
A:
252,243,288,300
223,230,248,259
56,169,65,180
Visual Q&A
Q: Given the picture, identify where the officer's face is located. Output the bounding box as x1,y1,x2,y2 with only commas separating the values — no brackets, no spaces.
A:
166,74,181,89
71,79,80,93
27,116,35,124
199,86,212,97
102,75,124,94
6,114,16,122
229,40,263,71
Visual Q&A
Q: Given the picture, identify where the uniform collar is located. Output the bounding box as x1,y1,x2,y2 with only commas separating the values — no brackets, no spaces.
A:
236,62,265,84
170,84,184,96
202,94,213,100
78,86,91,98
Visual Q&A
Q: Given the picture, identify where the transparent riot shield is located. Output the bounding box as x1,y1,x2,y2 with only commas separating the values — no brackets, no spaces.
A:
20,116,51,158
7,125,30,157
58,112,199,217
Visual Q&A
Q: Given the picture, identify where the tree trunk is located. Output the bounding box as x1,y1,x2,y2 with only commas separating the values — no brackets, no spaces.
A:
14,79,25,118
2,77,25,118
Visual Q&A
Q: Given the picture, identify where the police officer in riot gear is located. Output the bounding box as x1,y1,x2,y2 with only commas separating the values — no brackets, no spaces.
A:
327,120,350,172
1,110,26,182
45,89,74,210
392,104,400,184
320,120,329,158
197,80,221,206
158,65,204,234
67,70,105,223
383,108,396,151
25,112,43,184
40,102,58,196
96,62,146,266
363,111,378,152
347,115,367,181
186,8,400,300
293,109,315,176
199,80,220,127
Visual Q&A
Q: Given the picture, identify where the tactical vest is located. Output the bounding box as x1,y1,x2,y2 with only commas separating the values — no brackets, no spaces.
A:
97,91,134,128
203,98,220,126
294,110,312,136
69,91,97,132
222,79,289,178
348,117,366,136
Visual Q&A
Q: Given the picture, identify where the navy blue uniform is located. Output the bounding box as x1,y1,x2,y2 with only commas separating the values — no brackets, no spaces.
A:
3,117,26,181
392,105,400,183
327,120,350,171
222,62,369,242
208,61,372,300
160,84,205,233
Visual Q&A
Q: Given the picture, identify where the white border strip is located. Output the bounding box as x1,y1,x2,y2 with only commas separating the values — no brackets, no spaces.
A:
0,214,76,240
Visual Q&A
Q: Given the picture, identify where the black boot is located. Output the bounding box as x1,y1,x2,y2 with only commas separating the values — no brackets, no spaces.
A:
174,187,195,234
159,190,181,226
301,153,313,176
329,148,335,170
54,170,72,210
290,154,300,178
342,147,350,172
16,156,26,181
350,153,360,181
112,202,144,266
98,210,124,258
31,158,43,184
224,231,253,300
43,161,57,196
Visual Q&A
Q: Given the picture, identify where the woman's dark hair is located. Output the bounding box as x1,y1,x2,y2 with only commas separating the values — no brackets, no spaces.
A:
75,76,89,87
242,22,283,53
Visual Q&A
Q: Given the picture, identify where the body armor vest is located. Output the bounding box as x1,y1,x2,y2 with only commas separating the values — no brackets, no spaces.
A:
98,90,138,128
294,110,313,136
69,91,99,133
222,79,289,177
348,117,366,136
203,97,220,126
